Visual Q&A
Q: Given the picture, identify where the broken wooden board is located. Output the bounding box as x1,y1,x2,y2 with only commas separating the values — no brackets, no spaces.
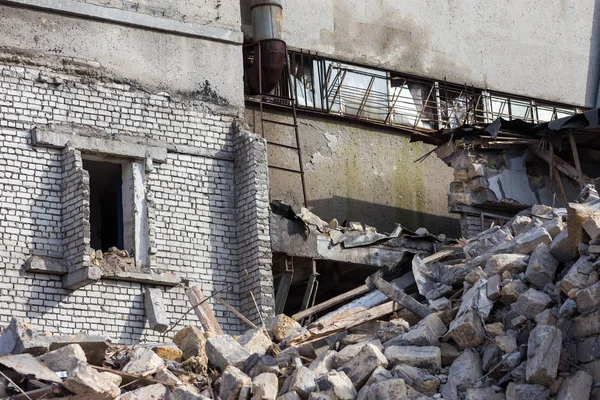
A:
372,276,432,319
185,284,223,336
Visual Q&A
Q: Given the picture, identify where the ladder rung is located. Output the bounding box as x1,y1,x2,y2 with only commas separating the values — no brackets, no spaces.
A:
267,141,300,151
262,119,297,128
268,165,304,174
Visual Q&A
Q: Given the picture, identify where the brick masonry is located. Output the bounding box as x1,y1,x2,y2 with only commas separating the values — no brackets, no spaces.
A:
0,56,273,340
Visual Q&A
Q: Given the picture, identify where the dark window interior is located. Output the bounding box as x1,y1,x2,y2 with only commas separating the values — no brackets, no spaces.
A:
83,159,123,252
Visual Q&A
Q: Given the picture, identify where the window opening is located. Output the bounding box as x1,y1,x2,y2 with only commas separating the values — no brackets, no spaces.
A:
83,159,124,252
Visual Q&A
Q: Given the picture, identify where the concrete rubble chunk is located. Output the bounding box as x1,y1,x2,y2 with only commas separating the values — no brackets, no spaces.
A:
315,370,357,400
308,350,336,378
245,354,280,378
500,279,528,305
99,371,122,387
573,310,600,339
485,254,528,276
360,378,408,400
443,348,483,397
116,383,168,399
542,217,565,238
393,364,440,395
206,334,251,371
575,280,600,315
534,309,557,326
559,256,594,295
65,361,121,397
465,267,488,284
524,243,559,289
464,227,513,258
45,333,110,366
266,314,302,342
171,384,206,400
252,372,279,400
420,313,448,337
337,342,388,389
550,230,578,263
583,211,600,240
487,274,502,300
220,365,252,400
465,387,506,400
482,343,502,372
238,328,273,356
495,335,517,354
526,325,562,386
122,347,165,374
155,368,183,385
441,342,460,366
384,345,441,373
332,340,382,368
173,326,207,360
153,344,183,362
505,382,550,400
515,227,552,254
144,287,170,333
277,393,302,400
280,366,316,400
486,322,505,337
511,215,533,236
364,366,393,387
448,309,486,349
577,335,600,363
0,353,62,383
556,370,593,400
567,203,593,251
0,318,46,356
383,323,438,347
37,343,87,372
513,288,552,320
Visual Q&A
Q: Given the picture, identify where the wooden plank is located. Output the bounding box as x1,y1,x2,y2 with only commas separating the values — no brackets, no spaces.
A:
292,283,368,321
214,296,257,329
91,366,172,387
372,276,431,319
185,284,223,336
421,249,455,264
569,131,586,189
529,143,591,185
275,257,294,315
288,301,397,347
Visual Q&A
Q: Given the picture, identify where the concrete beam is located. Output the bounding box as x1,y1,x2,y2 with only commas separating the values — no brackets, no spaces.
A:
62,266,102,290
316,236,407,268
33,129,168,163
144,287,170,333
102,272,181,287
1,0,243,45
23,256,66,275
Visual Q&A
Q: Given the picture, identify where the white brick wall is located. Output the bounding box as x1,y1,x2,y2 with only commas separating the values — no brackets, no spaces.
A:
0,60,273,340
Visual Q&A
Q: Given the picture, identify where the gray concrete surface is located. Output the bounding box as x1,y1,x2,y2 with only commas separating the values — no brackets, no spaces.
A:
0,5,245,107
247,107,460,236
241,0,600,107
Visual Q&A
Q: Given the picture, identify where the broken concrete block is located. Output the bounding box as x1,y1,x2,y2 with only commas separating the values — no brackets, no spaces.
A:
577,335,600,363
500,279,528,305
43,333,109,366
534,309,557,327
542,217,565,238
445,348,482,396
116,383,168,399
393,364,440,395
513,288,552,320
511,215,533,236
550,230,578,263
584,212,600,240
526,325,562,386
122,347,165,375
568,203,594,248
238,328,272,356
482,343,502,372
173,326,207,360
487,274,502,300
360,378,408,400
277,393,302,400
308,350,336,378
441,342,460,366
155,368,183,385
252,372,279,400
99,371,122,387
495,335,518,354
384,345,440,373
266,314,302,342
486,322,505,337
420,313,447,337
525,243,559,289
465,387,506,400
556,370,593,400
220,365,251,400
383,324,439,348
0,318,46,356
245,354,280,378
315,370,357,400
144,287,169,333
448,309,486,349
515,227,552,254
37,343,86,372
465,267,488,284
333,339,382,368
364,366,393,387
338,343,388,389
206,334,251,371
170,385,205,400
153,344,183,362
560,256,594,295
0,353,62,383
576,281,600,315
65,362,121,397
429,297,451,312
573,310,600,339
485,254,528,276
505,382,550,400
465,227,513,258
280,366,316,400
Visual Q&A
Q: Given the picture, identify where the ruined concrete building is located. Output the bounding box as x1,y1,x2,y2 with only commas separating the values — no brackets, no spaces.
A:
0,0,599,339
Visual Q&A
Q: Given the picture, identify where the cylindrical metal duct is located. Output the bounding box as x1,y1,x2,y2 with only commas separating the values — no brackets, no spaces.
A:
248,0,287,95
250,0,283,42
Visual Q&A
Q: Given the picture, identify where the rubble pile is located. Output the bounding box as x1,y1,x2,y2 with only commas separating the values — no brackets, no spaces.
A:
4,190,600,398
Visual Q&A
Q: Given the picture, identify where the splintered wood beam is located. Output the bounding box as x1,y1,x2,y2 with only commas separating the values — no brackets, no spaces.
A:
185,284,223,335
529,143,591,185
372,276,432,319
214,296,257,329
292,284,369,321
569,131,586,189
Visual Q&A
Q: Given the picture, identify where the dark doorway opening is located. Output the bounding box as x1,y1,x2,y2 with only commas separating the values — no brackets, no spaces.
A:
83,159,123,252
